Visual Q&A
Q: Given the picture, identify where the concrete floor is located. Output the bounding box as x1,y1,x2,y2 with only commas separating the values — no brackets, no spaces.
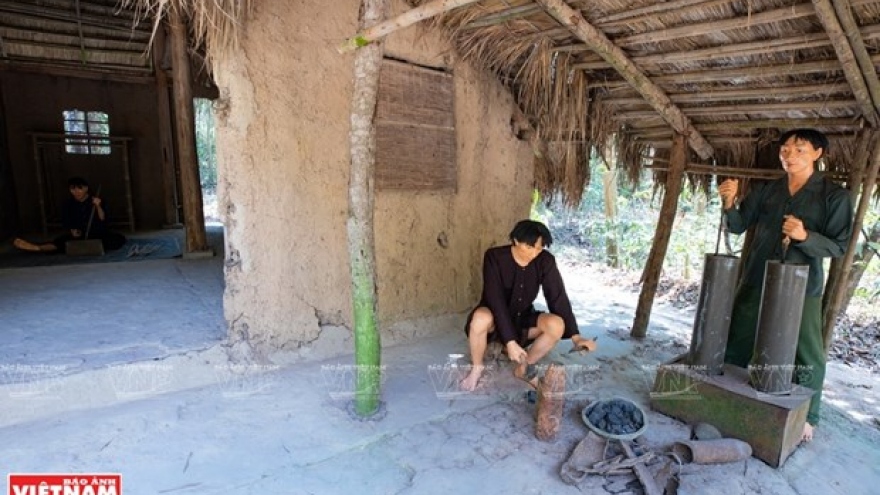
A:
1,233,879,494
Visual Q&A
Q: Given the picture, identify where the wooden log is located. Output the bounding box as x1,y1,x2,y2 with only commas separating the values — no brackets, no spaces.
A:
632,134,687,338
168,7,209,253
536,363,566,441
811,0,879,126
534,0,714,160
338,0,483,53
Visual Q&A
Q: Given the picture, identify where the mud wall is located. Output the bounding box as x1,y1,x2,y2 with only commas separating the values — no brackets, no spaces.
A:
214,0,533,359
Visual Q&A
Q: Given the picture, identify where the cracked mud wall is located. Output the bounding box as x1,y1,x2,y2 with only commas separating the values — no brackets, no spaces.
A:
213,0,533,357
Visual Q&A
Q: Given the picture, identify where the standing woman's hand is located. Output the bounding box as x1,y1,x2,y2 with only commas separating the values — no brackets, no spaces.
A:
718,179,739,210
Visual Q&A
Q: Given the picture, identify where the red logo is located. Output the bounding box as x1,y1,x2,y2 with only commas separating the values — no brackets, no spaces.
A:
7,474,121,495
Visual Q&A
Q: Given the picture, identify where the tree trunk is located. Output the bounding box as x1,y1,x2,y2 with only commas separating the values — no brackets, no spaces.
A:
348,0,389,417
631,133,687,338
168,9,209,253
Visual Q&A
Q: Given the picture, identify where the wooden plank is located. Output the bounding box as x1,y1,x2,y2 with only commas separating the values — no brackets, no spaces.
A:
603,83,852,106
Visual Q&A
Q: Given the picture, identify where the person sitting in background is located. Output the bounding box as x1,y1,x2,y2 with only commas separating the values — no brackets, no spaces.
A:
13,177,126,253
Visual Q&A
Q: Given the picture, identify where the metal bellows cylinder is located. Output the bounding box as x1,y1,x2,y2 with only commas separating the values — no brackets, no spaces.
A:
749,261,809,394
688,254,741,375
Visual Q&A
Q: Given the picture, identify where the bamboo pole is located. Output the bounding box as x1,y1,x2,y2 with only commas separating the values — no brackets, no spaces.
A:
168,7,209,254
632,134,688,338
347,0,389,417
534,0,714,160
339,0,482,53
811,0,879,126
822,130,880,351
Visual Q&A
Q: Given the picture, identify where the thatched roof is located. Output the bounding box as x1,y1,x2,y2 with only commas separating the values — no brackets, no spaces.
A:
4,0,879,204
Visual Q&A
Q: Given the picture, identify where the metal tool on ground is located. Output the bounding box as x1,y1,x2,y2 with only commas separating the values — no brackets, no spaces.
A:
66,185,104,257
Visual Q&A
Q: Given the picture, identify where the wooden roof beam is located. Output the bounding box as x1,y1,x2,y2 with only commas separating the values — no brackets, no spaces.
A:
627,117,862,131
586,57,872,88
812,0,879,125
596,0,730,28
616,100,857,119
534,0,714,159
615,3,815,46
462,3,543,29
602,83,853,106
832,0,880,111
580,23,880,70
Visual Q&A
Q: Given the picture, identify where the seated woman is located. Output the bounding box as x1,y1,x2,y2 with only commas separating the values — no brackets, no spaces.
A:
14,177,126,253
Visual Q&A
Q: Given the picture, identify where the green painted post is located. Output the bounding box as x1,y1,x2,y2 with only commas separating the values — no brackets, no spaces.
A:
347,0,388,417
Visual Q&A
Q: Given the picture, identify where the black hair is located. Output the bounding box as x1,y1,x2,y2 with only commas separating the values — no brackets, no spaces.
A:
68,177,89,188
778,129,829,158
509,219,553,248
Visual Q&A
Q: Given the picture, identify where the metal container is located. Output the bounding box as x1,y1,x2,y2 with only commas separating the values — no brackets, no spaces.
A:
688,254,741,375
749,260,808,394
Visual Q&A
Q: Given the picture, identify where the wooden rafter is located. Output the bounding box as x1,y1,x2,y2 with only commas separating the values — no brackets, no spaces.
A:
811,0,879,125
573,23,880,69
615,3,815,46
832,0,880,109
339,0,484,52
629,117,861,132
615,99,857,119
534,0,714,159
588,59,854,88
603,83,852,106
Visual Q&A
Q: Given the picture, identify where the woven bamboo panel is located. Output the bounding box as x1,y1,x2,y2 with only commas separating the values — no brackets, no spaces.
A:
376,59,456,191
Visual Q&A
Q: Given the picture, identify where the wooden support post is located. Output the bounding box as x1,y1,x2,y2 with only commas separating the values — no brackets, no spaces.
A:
822,130,880,350
347,0,389,417
339,0,482,53
152,23,181,228
534,0,714,160
631,133,687,338
168,7,210,254
822,128,872,326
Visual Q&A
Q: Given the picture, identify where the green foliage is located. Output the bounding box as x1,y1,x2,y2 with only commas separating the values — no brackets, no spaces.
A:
194,98,217,194
537,156,744,279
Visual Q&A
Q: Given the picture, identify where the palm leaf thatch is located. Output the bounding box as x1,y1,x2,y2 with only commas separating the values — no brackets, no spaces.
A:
120,0,251,65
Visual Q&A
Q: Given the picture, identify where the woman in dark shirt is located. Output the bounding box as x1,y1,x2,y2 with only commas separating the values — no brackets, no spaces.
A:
460,220,597,391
